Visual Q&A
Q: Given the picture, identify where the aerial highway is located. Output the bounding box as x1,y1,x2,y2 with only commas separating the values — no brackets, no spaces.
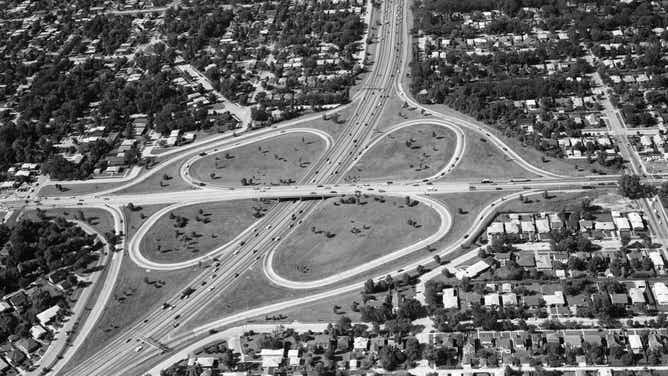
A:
6,0,663,374
54,1,418,375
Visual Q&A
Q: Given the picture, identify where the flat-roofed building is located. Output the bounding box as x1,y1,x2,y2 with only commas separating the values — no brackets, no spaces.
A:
653,282,668,305
442,288,459,309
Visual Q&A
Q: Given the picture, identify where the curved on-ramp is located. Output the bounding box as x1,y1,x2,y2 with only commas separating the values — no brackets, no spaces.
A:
128,199,266,270
186,188,538,338
262,193,451,289
180,127,334,189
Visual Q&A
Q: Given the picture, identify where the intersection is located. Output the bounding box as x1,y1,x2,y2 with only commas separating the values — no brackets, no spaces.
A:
4,0,668,375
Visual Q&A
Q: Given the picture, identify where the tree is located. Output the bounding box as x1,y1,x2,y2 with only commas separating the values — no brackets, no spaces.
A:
618,174,653,199
405,337,421,362
378,345,406,371
364,279,375,294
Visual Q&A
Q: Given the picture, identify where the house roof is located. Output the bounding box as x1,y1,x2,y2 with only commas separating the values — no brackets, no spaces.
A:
36,305,60,325
610,293,628,305
517,253,535,267
15,337,40,353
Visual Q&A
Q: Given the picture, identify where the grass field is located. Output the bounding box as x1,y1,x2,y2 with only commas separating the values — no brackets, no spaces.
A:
495,188,618,214
374,95,424,133
446,128,538,180
21,207,115,235
189,132,326,186
271,194,441,282
140,199,275,263
38,180,128,197
114,154,196,195
177,269,302,334
346,123,457,181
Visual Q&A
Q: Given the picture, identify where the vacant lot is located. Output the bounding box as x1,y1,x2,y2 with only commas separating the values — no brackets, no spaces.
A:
271,195,441,281
347,124,457,181
140,199,275,263
189,132,326,186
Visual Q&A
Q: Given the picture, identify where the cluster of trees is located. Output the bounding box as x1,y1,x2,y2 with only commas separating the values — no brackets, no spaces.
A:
162,5,235,58
19,58,113,123
0,217,99,295
618,174,655,199
82,15,132,54
415,0,668,38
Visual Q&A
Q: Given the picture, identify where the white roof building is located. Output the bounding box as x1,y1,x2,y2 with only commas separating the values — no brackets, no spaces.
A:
504,222,519,234
595,221,615,231
543,291,565,306
36,305,60,325
196,357,217,367
653,282,668,305
463,260,490,278
260,349,284,368
484,293,500,306
442,288,459,309
627,212,644,230
0,301,11,312
353,337,368,351
535,219,550,234
628,334,643,354
501,293,517,306
628,288,646,304
30,325,47,339
487,222,504,237
649,251,664,270
287,349,300,366
613,217,630,231
521,221,535,233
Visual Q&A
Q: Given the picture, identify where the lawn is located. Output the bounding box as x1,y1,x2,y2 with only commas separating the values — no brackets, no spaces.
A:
21,207,115,235
176,269,304,334
114,156,196,195
38,180,128,197
495,188,617,214
139,199,275,263
373,95,424,133
346,123,457,181
446,128,539,180
271,195,441,282
189,132,326,186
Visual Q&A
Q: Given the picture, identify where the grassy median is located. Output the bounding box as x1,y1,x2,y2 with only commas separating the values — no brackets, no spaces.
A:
346,123,457,181
139,199,275,263
189,132,326,186
271,194,441,281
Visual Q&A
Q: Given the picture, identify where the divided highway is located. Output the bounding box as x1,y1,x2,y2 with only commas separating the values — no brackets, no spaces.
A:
14,0,662,374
